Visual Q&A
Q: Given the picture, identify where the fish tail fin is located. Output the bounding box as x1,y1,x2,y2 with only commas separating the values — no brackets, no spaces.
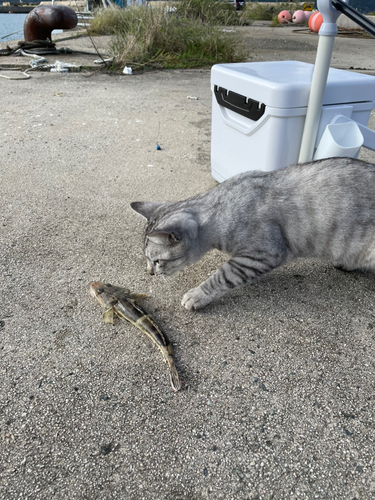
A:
168,359,182,392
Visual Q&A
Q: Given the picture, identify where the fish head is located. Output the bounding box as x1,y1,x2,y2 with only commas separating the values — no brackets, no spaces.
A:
90,281,107,299
90,281,120,306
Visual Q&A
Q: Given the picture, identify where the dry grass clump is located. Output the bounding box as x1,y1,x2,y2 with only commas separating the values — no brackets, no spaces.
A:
174,0,242,26
88,6,129,34
240,2,304,25
89,4,248,71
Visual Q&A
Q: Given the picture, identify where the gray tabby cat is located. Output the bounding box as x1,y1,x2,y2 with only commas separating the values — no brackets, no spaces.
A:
131,158,375,311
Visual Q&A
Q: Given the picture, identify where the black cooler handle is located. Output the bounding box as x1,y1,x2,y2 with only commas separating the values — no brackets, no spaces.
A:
214,85,266,121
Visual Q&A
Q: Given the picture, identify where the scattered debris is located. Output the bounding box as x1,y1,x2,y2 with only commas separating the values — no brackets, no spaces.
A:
94,57,114,65
50,60,78,73
29,57,47,68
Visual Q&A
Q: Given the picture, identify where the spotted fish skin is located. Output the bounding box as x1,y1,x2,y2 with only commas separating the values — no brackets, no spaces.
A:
90,281,181,392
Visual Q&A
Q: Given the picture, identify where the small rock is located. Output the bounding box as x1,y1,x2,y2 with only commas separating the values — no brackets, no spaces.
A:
235,469,244,480
100,443,112,455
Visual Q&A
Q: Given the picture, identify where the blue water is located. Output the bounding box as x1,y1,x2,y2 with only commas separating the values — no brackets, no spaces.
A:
0,13,63,42
0,13,28,41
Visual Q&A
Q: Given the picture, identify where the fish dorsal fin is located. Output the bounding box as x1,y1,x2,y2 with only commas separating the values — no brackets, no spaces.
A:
129,293,148,300
112,289,147,301
102,307,114,324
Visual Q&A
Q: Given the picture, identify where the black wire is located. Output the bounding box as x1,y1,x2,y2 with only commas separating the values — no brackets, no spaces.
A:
331,0,375,38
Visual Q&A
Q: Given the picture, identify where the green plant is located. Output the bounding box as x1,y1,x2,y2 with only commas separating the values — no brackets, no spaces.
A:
89,6,130,35
89,5,248,71
239,2,304,24
173,0,242,26
240,2,275,21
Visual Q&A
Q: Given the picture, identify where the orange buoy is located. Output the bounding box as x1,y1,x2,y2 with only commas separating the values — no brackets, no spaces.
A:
309,11,323,33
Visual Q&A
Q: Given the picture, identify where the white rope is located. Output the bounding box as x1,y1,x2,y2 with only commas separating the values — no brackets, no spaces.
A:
0,62,74,79
0,68,31,80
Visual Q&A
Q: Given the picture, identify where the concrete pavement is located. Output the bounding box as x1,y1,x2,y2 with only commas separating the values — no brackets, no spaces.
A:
1,24,375,500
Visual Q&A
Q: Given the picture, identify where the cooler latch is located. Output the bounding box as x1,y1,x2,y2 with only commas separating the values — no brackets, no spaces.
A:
214,85,266,121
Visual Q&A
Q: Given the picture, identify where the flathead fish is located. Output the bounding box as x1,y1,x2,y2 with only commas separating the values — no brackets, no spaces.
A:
90,281,181,392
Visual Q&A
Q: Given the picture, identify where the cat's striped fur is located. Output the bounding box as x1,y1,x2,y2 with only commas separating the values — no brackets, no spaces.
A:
131,158,375,310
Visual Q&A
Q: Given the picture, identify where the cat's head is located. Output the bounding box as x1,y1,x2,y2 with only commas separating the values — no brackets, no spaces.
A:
130,201,200,277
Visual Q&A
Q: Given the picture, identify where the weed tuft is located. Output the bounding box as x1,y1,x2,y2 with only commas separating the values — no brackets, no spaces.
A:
89,3,248,71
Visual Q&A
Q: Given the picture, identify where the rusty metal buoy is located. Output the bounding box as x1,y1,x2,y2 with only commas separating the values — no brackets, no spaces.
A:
23,5,78,42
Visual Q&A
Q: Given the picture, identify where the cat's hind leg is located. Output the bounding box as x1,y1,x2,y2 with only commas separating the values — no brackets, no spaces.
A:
332,244,375,273
332,263,358,272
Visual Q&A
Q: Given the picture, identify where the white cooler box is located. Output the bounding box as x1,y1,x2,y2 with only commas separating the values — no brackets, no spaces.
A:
211,60,375,182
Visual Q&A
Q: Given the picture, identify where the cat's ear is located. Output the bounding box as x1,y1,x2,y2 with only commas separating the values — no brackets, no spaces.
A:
147,216,198,244
130,201,164,220
147,231,181,245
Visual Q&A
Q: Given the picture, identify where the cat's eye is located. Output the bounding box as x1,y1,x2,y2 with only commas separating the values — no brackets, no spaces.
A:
153,260,160,266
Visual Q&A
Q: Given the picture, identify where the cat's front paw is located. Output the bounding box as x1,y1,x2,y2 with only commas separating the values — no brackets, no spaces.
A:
181,287,212,311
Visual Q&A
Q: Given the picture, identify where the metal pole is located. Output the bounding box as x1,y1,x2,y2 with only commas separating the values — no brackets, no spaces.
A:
298,0,345,163
298,36,335,163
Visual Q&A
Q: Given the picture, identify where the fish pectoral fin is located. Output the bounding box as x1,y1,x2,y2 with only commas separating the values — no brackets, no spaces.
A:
102,307,114,324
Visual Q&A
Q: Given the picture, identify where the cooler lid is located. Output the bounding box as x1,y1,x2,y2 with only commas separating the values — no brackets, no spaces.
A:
211,61,375,109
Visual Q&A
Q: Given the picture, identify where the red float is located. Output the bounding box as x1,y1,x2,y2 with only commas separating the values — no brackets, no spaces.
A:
278,10,291,24
308,11,324,33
